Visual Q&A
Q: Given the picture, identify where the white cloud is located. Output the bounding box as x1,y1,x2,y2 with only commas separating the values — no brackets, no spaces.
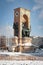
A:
0,25,14,37
35,0,43,4
32,0,43,19
32,0,43,11
6,0,14,2
38,25,43,29
5,25,14,37
32,5,42,11
39,10,43,19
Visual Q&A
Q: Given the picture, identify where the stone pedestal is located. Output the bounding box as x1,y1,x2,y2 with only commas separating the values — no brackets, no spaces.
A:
18,38,23,52
18,37,32,52
22,37,32,43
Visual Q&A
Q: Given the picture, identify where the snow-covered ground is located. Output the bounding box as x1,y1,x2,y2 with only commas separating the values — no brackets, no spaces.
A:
0,52,32,56
0,49,43,57
0,61,43,65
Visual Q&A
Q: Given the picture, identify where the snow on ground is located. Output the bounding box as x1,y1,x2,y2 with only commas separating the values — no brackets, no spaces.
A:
0,61,43,65
0,50,43,57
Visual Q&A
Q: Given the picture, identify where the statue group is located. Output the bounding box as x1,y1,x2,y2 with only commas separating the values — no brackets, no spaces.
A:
13,22,31,37
22,23,31,37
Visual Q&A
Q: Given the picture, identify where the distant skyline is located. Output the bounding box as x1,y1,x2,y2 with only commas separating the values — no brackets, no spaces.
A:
0,0,43,37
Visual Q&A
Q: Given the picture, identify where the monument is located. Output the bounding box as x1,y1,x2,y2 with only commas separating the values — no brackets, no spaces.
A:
13,8,33,52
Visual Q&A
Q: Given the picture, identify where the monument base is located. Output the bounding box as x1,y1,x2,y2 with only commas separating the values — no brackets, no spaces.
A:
15,37,35,52
8,37,35,53
19,37,34,53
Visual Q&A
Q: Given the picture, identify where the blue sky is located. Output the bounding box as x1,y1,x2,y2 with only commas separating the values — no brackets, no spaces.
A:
0,0,43,37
